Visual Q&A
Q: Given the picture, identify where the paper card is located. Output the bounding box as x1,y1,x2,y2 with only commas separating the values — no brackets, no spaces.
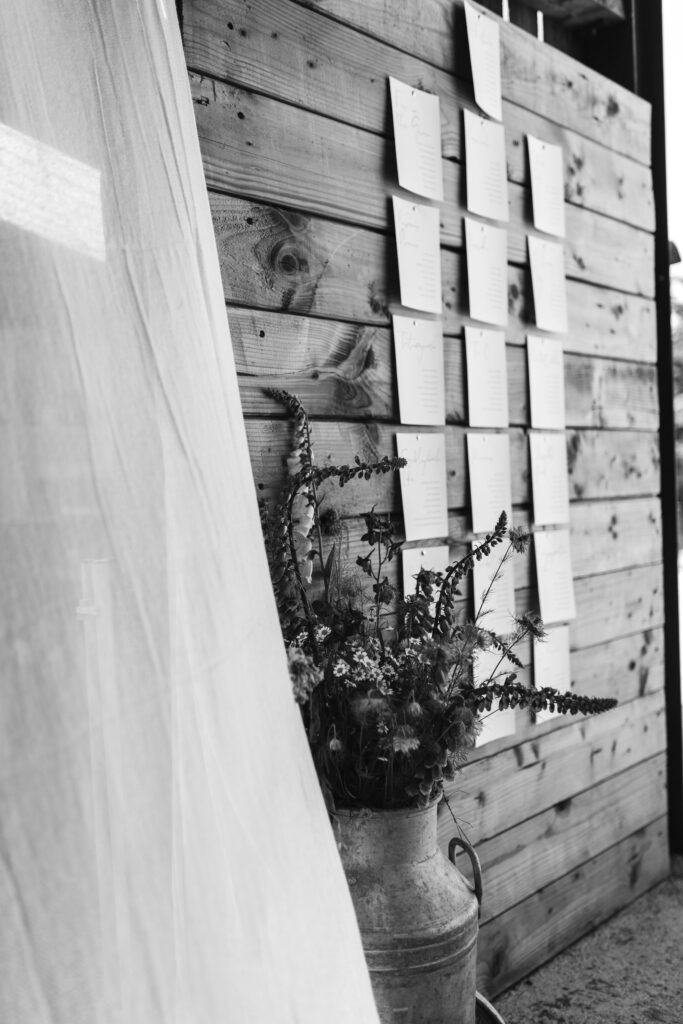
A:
472,542,515,635
392,315,445,426
473,648,518,746
393,195,442,314
466,431,512,535
535,528,576,624
528,235,568,334
397,432,449,541
464,1,503,122
402,544,451,597
464,109,508,223
390,77,444,202
465,217,508,327
529,431,570,525
465,326,509,428
533,624,571,723
528,135,566,238
527,334,566,430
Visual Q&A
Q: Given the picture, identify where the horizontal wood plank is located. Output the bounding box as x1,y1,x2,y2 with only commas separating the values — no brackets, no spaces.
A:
192,76,654,296
566,428,660,502
184,0,653,230
569,627,663,703
230,308,659,429
214,196,657,361
476,815,669,996
248,419,660,512
444,624,664,758
437,689,666,847
464,752,667,924
294,0,650,164
568,563,663,650
569,497,661,575
185,2,666,991
285,493,661,624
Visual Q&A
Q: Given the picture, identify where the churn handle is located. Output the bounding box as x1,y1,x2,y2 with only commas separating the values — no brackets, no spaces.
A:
448,836,483,915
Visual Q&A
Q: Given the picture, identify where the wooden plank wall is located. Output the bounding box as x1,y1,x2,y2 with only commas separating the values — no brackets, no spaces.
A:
182,0,669,997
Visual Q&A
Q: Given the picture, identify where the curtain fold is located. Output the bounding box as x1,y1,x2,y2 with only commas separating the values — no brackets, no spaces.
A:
0,2,379,1021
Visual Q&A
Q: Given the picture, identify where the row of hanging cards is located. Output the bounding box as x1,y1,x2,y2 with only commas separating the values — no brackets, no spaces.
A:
464,4,512,741
527,127,574,719
463,0,507,346
463,144,567,332
462,5,516,745
390,12,575,735
390,77,442,315
388,76,451,596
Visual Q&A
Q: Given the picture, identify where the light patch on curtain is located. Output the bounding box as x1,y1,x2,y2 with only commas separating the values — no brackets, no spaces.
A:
0,121,105,260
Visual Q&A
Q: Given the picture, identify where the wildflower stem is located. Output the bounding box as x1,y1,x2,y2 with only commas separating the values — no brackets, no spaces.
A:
474,541,513,624
285,483,318,651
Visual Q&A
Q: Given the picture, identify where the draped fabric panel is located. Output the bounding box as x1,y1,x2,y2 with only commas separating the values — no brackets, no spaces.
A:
0,2,379,1021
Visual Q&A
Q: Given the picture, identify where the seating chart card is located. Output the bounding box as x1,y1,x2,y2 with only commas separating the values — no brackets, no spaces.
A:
473,648,517,746
393,196,442,314
473,544,515,636
528,235,568,334
535,528,576,624
465,217,508,327
465,326,509,428
464,1,503,122
402,544,451,597
528,135,566,238
533,624,571,723
466,431,512,535
392,315,445,426
527,334,566,430
464,109,508,223
529,431,570,525
396,432,449,541
389,77,444,202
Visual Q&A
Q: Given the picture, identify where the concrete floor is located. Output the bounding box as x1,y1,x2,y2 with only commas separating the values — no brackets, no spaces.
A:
493,858,683,1024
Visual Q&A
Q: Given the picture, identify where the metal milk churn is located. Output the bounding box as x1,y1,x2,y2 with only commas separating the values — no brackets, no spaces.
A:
334,801,482,1024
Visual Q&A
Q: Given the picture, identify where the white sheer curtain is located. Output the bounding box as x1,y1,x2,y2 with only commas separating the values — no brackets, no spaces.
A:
0,2,379,1021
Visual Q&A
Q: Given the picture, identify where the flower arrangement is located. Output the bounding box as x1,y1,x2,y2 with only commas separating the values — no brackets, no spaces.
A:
260,390,617,811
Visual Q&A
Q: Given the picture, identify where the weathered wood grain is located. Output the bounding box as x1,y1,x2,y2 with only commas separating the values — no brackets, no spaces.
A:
213,196,657,361
296,501,662,622
461,624,665,753
232,312,397,421
248,418,523,512
564,356,658,430
184,0,653,229
294,0,650,164
566,428,660,502
248,417,661,513
466,752,666,924
437,689,666,844
569,497,661,575
229,307,659,429
288,538,663,698
568,563,663,650
192,76,655,296
476,815,669,996
569,627,664,703
185,0,665,989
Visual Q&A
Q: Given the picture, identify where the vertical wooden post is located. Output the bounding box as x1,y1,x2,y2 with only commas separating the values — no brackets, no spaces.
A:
633,0,683,856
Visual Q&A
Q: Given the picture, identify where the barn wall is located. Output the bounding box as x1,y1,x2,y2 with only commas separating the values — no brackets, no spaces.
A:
182,0,669,996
